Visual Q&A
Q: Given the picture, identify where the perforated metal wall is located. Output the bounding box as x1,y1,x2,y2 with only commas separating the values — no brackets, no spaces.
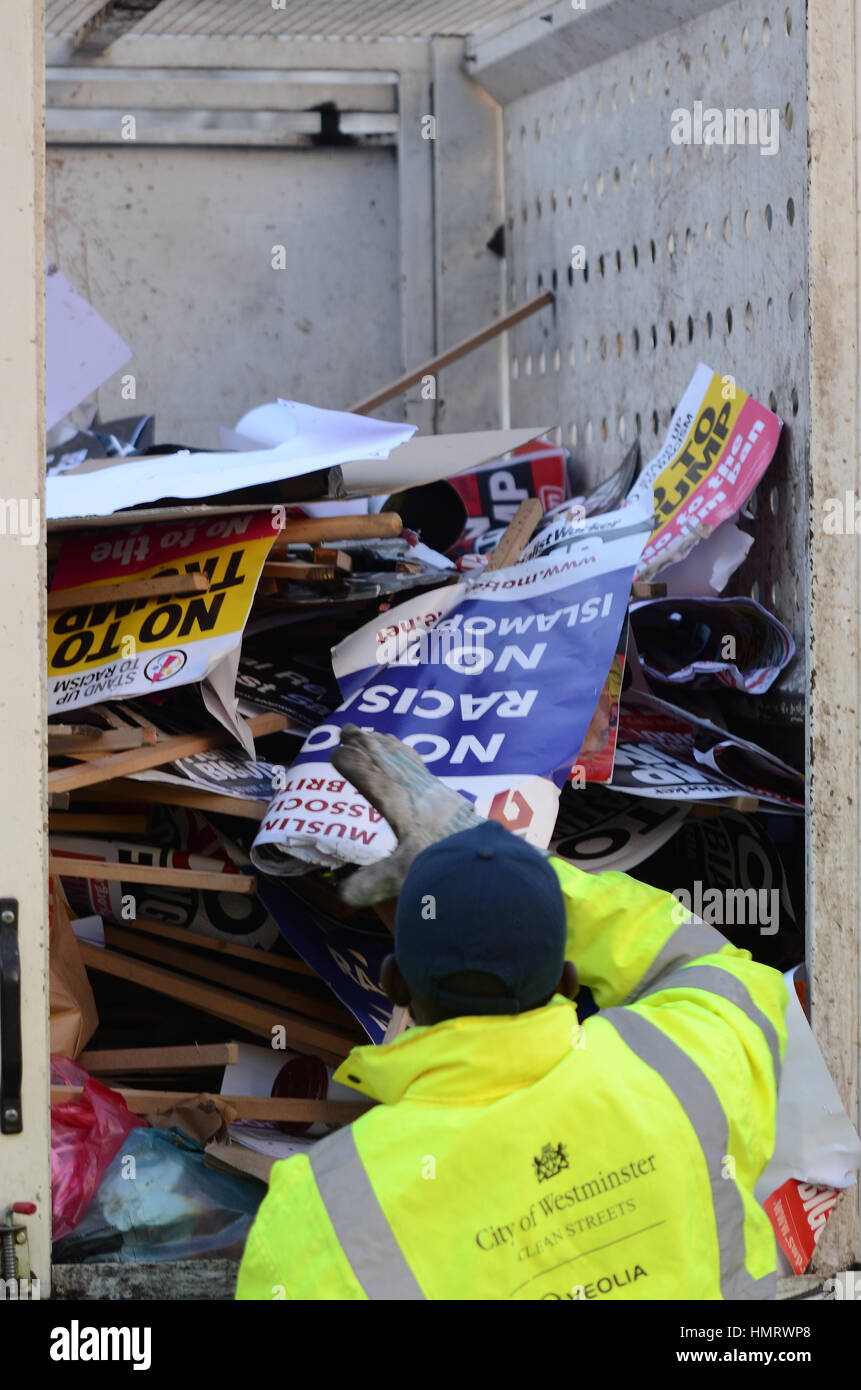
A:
501,0,807,702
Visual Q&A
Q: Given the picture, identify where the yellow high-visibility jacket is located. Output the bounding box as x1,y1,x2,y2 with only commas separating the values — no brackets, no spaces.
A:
236,859,787,1301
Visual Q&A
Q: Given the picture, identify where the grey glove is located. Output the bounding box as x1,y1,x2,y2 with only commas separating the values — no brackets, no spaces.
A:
330,725,483,906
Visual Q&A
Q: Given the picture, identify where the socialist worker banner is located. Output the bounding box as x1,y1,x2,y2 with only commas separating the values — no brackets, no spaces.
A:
251,500,653,874
47,512,277,729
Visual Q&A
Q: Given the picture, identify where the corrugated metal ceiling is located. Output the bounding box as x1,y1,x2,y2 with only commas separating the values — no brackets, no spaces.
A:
48,0,113,38
47,0,535,40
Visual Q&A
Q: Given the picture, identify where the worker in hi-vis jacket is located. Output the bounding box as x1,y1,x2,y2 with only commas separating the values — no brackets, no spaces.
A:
236,725,787,1301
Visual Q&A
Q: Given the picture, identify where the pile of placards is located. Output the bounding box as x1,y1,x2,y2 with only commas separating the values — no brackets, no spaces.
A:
47,278,855,1277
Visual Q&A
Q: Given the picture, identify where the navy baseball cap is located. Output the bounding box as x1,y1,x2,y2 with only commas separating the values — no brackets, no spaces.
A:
394,819,568,1016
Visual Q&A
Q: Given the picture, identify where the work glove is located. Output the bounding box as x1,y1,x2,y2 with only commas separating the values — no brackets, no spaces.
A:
330,724,483,906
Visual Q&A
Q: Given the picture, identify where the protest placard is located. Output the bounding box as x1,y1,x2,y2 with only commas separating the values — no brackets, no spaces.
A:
48,513,278,750
251,501,653,873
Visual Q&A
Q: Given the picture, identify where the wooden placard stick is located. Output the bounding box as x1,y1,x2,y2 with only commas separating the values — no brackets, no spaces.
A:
312,548,352,571
46,723,101,740
70,779,270,822
102,924,359,1031
48,727,157,754
49,813,150,834
49,855,257,895
108,915,315,977
350,291,554,414
269,513,402,553
48,710,288,794
79,1043,240,1074
484,497,544,572
78,945,353,1061
50,750,126,762
262,561,336,582
51,1085,370,1124
79,942,351,1063
47,571,210,613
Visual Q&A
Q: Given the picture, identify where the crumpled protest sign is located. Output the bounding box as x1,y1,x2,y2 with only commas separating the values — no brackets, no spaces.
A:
626,363,781,579
609,689,804,810
759,969,861,1273
48,511,277,752
447,440,568,558
517,366,780,583
251,502,653,873
254,876,392,1043
630,594,795,694
550,785,689,874
134,736,302,803
53,833,280,950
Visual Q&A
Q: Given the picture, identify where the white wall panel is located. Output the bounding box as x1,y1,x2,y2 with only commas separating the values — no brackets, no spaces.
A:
47,144,403,444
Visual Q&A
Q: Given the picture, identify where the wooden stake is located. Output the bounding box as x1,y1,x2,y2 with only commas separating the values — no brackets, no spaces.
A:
102,924,358,1030
350,291,555,414
69,779,270,822
79,943,352,1063
51,1085,370,1124
79,1043,240,1074
49,813,150,834
47,710,288,794
47,571,210,613
312,548,352,571
49,727,157,754
484,498,544,571
269,513,402,552
46,723,101,740
262,561,337,582
103,915,315,977
49,855,256,894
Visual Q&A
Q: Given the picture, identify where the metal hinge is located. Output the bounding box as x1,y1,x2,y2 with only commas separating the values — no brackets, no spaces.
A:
0,900,22,1135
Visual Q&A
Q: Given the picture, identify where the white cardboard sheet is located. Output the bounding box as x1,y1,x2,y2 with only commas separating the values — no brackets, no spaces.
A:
46,267,132,431
46,400,416,520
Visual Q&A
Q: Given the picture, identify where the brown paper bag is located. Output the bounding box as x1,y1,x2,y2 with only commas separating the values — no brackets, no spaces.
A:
50,876,98,1058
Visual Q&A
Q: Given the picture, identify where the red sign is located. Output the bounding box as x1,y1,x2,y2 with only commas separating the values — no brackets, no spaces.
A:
763,1179,839,1274
448,441,568,557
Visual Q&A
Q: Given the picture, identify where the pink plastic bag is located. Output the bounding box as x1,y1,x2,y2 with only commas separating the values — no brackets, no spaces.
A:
50,1055,148,1242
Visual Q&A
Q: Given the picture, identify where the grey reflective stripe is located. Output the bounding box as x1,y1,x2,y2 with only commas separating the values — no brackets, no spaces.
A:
309,1126,425,1301
649,964,782,1089
623,919,730,1005
603,1006,777,1301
